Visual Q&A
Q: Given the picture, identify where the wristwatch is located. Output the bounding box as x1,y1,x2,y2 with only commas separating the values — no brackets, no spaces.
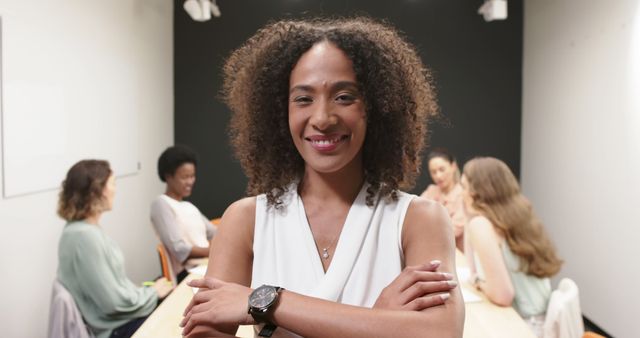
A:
248,285,284,337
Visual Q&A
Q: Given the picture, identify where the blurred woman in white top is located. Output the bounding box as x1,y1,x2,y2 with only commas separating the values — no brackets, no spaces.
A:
421,148,467,251
150,145,216,283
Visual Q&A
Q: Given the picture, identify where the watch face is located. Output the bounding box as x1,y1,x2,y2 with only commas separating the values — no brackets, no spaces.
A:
249,285,277,309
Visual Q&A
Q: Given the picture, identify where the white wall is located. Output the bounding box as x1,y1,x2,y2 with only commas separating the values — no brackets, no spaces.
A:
522,1,640,336
0,1,173,337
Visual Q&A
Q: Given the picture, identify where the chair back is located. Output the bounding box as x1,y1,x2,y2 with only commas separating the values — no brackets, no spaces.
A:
157,243,177,284
48,279,94,338
543,278,584,338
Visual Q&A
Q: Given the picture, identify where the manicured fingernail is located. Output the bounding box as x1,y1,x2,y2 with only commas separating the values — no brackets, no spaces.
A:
447,280,458,287
430,260,441,267
442,272,453,280
440,293,450,301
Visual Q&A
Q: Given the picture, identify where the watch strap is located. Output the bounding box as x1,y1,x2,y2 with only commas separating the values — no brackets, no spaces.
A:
258,323,277,337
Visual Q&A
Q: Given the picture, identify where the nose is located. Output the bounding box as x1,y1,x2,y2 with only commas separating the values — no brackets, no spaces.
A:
310,101,337,131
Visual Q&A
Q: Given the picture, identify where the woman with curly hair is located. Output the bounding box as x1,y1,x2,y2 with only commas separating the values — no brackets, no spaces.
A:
181,17,464,338
57,160,173,338
461,157,563,336
151,145,216,283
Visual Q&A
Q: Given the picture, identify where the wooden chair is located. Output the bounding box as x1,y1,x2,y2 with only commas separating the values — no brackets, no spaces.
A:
582,332,606,338
156,243,176,285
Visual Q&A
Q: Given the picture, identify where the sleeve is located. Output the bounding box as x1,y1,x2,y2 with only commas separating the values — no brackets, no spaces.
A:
73,233,157,318
150,197,192,263
202,215,217,240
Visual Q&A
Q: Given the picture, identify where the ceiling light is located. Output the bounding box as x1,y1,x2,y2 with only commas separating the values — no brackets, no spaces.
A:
184,0,221,22
478,0,508,22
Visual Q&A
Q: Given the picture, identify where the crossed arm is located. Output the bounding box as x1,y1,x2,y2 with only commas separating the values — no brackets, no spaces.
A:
181,197,464,337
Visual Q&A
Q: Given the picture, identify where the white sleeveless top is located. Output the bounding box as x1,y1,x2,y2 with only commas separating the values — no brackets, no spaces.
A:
251,184,415,337
159,194,209,248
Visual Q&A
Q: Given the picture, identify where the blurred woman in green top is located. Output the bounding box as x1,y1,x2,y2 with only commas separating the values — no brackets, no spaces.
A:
57,160,173,338
461,157,563,337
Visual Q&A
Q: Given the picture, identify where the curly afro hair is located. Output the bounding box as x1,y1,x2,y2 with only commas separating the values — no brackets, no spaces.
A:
157,145,198,182
223,16,439,207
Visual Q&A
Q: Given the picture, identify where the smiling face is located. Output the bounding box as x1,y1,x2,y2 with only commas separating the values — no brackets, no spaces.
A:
165,162,196,200
288,41,367,175
428,156,458,192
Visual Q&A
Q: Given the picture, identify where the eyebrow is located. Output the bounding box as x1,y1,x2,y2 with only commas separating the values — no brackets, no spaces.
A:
289,81,360,94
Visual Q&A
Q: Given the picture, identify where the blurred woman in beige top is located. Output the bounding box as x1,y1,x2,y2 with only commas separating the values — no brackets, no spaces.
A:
421,148,467,251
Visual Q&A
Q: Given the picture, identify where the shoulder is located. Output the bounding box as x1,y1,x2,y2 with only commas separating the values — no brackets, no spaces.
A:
406,196,449,224
218,197,257,236
60,223,105,254
150,195,170,210
467,215,501,243
467,215,494,233
403,196,451,240
225,196,257,216
420,184,440,199
62,222,101,239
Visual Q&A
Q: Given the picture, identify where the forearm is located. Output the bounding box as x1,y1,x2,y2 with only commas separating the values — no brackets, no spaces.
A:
186,324,239,338
273,290,464,338
189,245,210,258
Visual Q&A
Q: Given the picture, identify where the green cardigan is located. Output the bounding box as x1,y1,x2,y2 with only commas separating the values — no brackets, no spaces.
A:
57,221,157,338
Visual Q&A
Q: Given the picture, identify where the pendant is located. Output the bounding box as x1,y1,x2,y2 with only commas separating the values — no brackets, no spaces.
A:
322,248,330,259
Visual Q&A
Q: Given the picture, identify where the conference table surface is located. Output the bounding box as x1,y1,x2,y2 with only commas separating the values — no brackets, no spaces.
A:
133,252,536,338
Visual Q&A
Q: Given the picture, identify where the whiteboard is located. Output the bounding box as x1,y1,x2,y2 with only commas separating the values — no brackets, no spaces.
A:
1,7,140,198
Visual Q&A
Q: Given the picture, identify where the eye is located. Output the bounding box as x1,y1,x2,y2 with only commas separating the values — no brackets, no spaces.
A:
335,93,357,104
292,96,313,105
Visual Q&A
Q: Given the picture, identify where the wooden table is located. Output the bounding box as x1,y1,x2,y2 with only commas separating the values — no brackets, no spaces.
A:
456,250,537,338
132,269,254,338
134,253,536,338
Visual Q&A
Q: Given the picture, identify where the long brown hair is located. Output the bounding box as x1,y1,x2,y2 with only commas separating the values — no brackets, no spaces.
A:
58,160,112,221
463,157,562,277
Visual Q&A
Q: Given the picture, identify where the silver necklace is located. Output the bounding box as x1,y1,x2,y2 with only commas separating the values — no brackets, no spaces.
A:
322,233,340,259
320,228,341,260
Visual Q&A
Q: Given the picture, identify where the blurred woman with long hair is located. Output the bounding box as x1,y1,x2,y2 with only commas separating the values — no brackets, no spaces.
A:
461,157,562,336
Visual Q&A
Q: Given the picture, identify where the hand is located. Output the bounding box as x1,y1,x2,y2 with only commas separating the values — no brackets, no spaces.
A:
373,260,457,311
181,277,253,336
153,277,174,299
469,272,485,291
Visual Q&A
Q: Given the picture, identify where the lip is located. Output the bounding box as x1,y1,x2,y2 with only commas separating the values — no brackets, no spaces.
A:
305,134,349,152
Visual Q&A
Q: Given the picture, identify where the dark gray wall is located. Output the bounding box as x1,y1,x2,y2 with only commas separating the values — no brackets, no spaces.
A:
174,0,523,218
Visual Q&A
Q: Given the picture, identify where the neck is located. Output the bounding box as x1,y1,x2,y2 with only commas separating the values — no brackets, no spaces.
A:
84,213,102,225
165,189,182,201
298,162,364,205
441,181,458,195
